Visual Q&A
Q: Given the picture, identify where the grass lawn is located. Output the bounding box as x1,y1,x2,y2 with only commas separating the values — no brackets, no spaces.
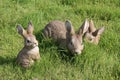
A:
0,0,120,80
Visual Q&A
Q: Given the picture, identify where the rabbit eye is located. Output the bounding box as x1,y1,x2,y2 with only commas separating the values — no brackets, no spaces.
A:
89,38,93,41
70,41,73,45
27,40,31,43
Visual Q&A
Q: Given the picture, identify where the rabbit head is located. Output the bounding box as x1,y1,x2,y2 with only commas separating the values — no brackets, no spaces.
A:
17,21,38,48
85,20,105,44
65,19,89,55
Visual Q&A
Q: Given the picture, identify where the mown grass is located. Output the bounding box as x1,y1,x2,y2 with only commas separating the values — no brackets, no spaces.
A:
0,0,120,80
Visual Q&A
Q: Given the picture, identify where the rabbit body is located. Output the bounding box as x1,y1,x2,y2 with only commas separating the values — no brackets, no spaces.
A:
16,21,40,68
43,20,89,54
16,46,40,68
85,20,105,44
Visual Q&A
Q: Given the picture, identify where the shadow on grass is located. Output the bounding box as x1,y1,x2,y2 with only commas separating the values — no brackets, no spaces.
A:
112,64,120,80
58,49,82,64
0,56,37,72
0,56,16,66
35,30,74,61
35,30,59,52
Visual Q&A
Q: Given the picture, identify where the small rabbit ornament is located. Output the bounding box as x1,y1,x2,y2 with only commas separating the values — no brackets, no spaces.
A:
16,21,40,68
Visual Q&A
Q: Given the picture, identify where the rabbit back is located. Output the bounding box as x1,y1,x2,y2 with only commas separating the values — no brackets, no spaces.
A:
44,20,67,39
43,20,67,46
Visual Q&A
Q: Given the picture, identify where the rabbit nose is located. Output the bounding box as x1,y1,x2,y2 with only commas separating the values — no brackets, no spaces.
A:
34,42,38,46
33,42,38,47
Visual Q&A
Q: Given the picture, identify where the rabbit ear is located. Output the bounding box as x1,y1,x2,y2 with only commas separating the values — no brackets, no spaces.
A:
89,20,96,32
92,27,105,36
17,25,27,36
78,19,89,35
97,27,105,35
27,21,34,34
65,20,75,35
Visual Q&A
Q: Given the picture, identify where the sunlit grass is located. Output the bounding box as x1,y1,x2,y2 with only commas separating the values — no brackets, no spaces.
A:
0,0,120,80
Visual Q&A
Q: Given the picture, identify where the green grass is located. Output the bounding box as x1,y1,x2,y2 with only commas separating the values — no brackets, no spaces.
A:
0,0,120,80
